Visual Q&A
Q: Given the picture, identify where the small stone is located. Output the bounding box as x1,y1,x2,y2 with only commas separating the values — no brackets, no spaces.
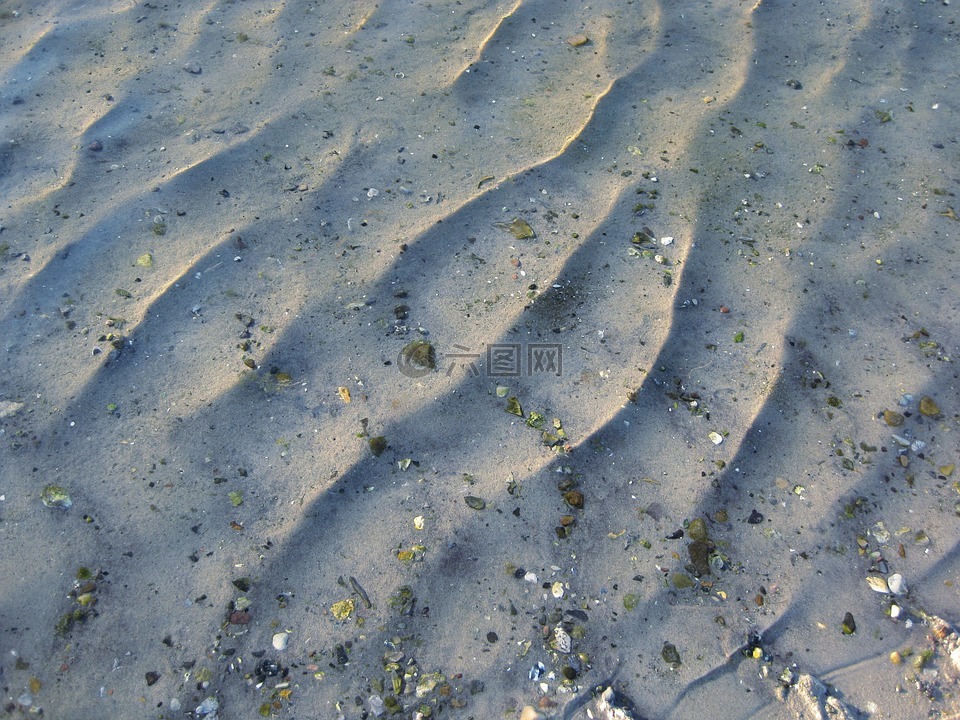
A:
887,573,907,596
145,671,160,686
551,626,572,653
229,609,252,624
183,62,202,74
866,575,890,594
566,34,589,47
40,484,72,509
661,641,681,668
195,697,220,716
88,140,103,152
708,431,723,445
272,632,289,651
919,396,940,417
563,490,584,509
464,496,486,510
0,400,25,418
520,707,545,720
883,410,905,427
841,612,856,635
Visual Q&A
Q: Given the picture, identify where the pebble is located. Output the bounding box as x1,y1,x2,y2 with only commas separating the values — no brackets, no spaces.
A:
0,400,25,418
520,706,545,720
88,140,103,152
195,697,219,717
272,632,289,651
887,574,907,596
552,626,572,653
183,62,202,74
368,694,385,716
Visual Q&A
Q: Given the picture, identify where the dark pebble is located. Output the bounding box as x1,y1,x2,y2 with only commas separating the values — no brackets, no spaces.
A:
145,671,160,686
747,509,764,524
88,140,103,152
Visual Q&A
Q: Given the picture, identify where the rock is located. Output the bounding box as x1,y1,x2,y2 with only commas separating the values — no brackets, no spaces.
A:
887,573,907,596
272,632,288,651
785,674,858,720
195,696,219,717
595,685,643,719
520,707,544,720
0,400,24,419
919,396,940,417
183,62,202,74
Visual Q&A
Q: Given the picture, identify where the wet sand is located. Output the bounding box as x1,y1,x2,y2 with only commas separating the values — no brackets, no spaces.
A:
1,0,959,717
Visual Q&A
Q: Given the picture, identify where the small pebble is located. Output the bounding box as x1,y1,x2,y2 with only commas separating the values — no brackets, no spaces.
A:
88,140,103,152
272,632,289,651
183,62,202,74
520,706,545,720
887,573,907,596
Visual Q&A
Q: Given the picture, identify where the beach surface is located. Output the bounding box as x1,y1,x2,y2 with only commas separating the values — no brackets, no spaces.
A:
1,0,959,717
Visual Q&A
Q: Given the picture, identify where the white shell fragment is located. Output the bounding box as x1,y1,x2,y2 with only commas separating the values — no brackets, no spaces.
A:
551,626,572,653
272,632,289,651
866,575,890,594
551,581,564,599
887,573,907,596
708,431,724,445
524,571,539,584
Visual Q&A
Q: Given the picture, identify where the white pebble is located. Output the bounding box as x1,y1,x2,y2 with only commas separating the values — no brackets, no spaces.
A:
887,573,907,596
272,632,289,651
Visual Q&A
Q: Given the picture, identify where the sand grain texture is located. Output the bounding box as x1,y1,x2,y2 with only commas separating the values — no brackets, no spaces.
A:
1,0,959,718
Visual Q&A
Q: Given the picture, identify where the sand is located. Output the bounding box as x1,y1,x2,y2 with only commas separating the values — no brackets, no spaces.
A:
1,0,959,717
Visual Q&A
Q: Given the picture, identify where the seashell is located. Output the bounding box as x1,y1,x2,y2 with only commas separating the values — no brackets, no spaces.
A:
866,575,890,594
